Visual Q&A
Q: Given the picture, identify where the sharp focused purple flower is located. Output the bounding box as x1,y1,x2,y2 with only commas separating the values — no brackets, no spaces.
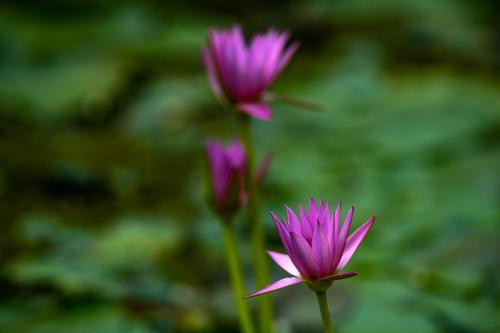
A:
202,25,299,121
205,139,247,216
247,198,375,297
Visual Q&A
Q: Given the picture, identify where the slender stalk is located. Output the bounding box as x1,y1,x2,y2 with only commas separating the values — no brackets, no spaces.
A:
266,92,323,112
238,114,274,333
220,221,255,333
316,291,334,333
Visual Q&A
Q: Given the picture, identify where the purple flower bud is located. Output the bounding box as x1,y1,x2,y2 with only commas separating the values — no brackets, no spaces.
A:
247,198,375,297
202,25,299,121
205,139,248,217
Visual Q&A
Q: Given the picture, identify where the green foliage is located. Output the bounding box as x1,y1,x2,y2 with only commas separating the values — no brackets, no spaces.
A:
0,0,499,332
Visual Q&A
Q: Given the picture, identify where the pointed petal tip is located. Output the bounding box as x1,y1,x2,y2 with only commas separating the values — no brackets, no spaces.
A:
269,211,281,223
365,216,376,228
345,206,355,222
336,215,376,270
285,204,299,217
364,215,376,229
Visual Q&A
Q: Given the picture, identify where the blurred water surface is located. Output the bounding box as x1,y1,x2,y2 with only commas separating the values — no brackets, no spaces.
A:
0,1,499,332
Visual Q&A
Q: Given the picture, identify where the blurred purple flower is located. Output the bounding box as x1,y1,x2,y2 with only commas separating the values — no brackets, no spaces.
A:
205,139,247,216
247,198,375,297
203,25,299,121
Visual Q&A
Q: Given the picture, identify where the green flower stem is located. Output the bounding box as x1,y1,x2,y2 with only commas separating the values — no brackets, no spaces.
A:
220,221,255,333
238,114,274,333
316,291,334,333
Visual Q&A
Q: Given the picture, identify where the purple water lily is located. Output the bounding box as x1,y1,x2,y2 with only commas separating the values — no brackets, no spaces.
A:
247,198,375,297
202,25,299,121
205,139,247,215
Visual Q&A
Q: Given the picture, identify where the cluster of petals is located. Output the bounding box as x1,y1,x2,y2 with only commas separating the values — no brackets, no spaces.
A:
203,25,299,121
205,139,247,213
247,198,375,297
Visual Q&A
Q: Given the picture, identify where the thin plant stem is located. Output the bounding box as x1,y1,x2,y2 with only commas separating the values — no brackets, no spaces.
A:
238,114,274,333
316,291,334,333
220,220,255,333
266,92,323,112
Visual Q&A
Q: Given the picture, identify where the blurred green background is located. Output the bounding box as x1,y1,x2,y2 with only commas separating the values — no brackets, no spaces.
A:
0,0,499,332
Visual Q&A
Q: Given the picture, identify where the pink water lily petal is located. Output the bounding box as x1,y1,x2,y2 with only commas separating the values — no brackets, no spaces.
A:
205,140,230,204
337,217,375,270
246,277,302,298
207,31,233,95
267,251,300,277
285,205,301,234
260,32,287,84
227,141,245,165
318,201,330,223
275,41,300,77
272,213,289,247
290,231,320,279
205,139,247,214
247,34,271,95
311,222,331,275
202,49,223,98
333,202,342,241
319,271,358,281
237,102,272,121
308,197,319,222
339,207,355,245
299,205,313,242
275,220,309,277
332,207,354,269
272,213,295,261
